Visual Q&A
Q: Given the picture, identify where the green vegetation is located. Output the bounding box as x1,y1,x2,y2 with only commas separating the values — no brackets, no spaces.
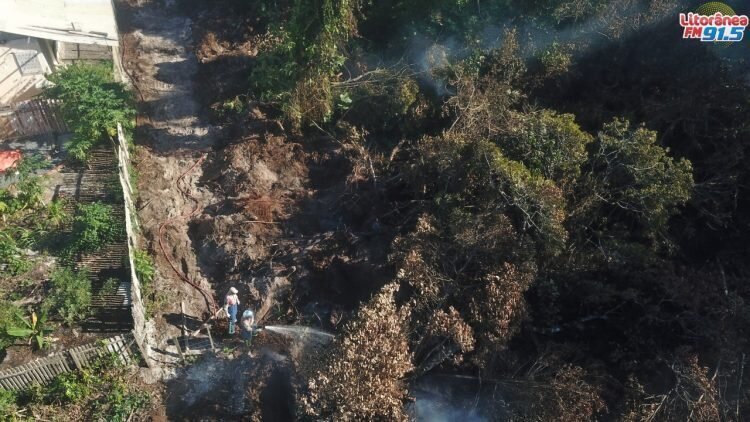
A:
43,63,135,162
0,388,19,420
0,62,136,421
407,134,568,256
499,109,592,185
579,118,694,241
0,160,123,355
241,0,747,419
133,249,155,286
0,163,120,352
0,230,33,276
64,202,125,259
0,157,46,221
133,249,162,318
5,311,54,350
48,370,94,403
0,301,23,350
100,277,120,294
0,157,56,276
43,267,92,325
251,0,362,126
3,354,151,421
39,199,71,230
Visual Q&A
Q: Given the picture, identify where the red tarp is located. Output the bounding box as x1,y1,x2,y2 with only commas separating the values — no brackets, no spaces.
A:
0,150,22,172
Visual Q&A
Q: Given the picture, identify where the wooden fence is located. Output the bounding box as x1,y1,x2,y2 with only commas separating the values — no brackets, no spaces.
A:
0,99,68,141
0,334,136,391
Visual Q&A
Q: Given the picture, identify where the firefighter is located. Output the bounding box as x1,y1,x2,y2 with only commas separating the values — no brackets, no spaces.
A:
224,287,240,334
240,309,255,356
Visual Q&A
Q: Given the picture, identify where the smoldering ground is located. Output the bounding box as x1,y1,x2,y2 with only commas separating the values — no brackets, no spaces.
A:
165,347,295,421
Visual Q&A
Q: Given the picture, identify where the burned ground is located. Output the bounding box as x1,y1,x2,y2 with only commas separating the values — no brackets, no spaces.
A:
118,0,402,417
117,0,750,420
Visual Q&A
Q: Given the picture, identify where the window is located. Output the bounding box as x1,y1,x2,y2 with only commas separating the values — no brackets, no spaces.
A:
13,50,44,75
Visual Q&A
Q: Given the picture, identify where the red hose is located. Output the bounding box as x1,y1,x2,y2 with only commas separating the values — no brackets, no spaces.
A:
122,30,219,319
156,153,218,317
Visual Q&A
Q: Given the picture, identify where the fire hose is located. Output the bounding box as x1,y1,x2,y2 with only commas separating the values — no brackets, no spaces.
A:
120,39,220,321
156,153,219,318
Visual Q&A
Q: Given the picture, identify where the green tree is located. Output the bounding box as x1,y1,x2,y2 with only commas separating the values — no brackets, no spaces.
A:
408,134,568,256
251,0,362,126
574,118,693,245
44,63,135,162
499,109,593,187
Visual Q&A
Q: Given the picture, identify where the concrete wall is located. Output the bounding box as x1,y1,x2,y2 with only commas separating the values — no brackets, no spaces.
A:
0,35,53,105
116,123,153,367
56,41,112,65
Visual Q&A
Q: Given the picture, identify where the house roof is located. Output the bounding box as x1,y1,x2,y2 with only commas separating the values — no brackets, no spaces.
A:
0,0,119,46
0,150,21,172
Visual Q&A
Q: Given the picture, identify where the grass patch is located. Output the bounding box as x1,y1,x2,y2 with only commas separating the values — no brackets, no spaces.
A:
7,353,152,421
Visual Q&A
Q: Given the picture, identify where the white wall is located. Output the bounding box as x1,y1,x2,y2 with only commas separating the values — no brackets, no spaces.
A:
0,36,53,105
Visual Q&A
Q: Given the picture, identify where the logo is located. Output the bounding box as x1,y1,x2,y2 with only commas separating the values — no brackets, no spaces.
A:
680,2,748,42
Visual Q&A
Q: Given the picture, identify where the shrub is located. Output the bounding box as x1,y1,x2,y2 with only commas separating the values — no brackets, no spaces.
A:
301,283,413,420
0,301,23,351
5,311,54,350
133,249,162,318
470,262,535,365
574,118,693,243
0,388,18,419
42,199,71,229
44,267,92,325
407,134,568,256
499,109,592,186
100,277,120,294
43,63,135,162
340,72,420,132
251,0,361,125
66,202,124,258
133,250,155,285
536,42,573,78
41,354,149,420
94,379,150,422
47,371,92,404
531,364,606,421
249,29,298,102
0,229,32,276
0,173,44,219
621,355,718,421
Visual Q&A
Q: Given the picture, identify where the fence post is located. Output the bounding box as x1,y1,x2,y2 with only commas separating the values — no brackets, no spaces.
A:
180,301,191,352
205,324,216,352
69,349,84,371
173,337,185,364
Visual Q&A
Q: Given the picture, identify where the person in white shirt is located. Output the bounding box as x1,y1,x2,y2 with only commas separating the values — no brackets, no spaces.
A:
224,287,240,334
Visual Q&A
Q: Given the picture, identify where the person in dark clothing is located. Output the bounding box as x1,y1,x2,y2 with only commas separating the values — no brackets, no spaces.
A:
241,309,255,356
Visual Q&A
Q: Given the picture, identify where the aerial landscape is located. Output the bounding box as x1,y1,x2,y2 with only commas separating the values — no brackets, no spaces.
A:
0,0,749,420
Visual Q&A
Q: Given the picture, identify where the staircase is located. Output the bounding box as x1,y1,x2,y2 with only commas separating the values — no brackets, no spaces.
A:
54,145,133,332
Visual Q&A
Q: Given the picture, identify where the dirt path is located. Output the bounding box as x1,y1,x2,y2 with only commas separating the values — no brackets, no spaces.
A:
119,0,219,371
